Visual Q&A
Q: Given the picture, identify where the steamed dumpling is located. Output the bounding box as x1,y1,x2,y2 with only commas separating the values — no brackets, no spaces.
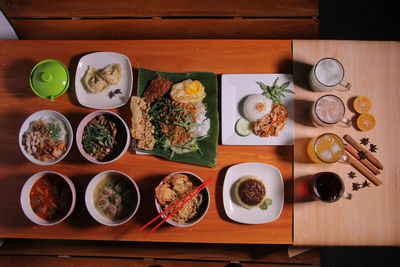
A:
100,64,122,85
84,65,109,94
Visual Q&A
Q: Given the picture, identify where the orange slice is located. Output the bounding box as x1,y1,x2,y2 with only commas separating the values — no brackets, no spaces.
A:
357,113,376,131
353,96,372,114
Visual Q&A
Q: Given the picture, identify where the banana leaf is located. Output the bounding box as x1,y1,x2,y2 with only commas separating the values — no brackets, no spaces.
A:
136,68,219,167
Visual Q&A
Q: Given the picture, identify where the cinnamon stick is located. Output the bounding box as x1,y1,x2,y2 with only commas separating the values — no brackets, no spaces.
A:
343,134,384,170
344,152,383,186
344,144,381,175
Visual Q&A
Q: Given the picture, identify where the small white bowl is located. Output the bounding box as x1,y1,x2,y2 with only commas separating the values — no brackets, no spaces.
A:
155,171,210,227
76,110,130,164
85,170,140,226
20,171,76,226
18,110,73,165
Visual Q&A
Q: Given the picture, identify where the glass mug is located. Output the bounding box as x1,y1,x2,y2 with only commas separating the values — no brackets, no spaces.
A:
311,172,352,203
309,58,351,92
307,133,350,164
311,94,351,127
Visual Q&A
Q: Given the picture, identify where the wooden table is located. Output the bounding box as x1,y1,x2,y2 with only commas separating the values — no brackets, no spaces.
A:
293,40,400,246
0,40,293,244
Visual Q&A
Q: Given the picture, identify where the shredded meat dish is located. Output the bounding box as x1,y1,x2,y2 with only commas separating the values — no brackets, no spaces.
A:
253,102,288,137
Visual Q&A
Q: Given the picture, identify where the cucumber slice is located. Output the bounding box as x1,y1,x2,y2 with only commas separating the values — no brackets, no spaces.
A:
235,118,252,137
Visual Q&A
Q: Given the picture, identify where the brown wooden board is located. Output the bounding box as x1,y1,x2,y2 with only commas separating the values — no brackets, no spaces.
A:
0,40,293,244
8,18,319,40
1,0,318,17
293,40,400,246
0,239,321,264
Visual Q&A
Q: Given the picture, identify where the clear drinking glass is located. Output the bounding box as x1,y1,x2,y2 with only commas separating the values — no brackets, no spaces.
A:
311,94,351,127
311,172,352,203
307,133,350,164
309,58,351,92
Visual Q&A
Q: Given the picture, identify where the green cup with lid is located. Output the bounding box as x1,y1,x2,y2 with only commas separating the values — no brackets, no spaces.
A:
29,59,70,101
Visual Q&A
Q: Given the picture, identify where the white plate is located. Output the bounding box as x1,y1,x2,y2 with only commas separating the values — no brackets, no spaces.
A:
222,162,284,224
75,52,133,109
221,74,294,145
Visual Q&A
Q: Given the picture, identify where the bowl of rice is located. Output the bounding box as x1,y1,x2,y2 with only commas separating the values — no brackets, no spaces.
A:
154,171,210,227
18,110,73,165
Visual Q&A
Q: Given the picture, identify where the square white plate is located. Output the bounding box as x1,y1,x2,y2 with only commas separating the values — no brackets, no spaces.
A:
223,162,284,224
221,74,294,145
75,52,133,109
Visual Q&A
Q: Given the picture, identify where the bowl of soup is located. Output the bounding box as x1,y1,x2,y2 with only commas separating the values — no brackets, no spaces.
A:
85,170,140,226
20,171,76,226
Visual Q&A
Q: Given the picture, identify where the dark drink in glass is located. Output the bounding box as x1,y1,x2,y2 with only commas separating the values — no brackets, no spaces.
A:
312,172,351,202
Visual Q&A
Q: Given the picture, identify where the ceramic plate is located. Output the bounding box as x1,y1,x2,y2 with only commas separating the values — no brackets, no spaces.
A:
75,52,133,109
18,110,73,165
221,74,294,145
223,162,284,224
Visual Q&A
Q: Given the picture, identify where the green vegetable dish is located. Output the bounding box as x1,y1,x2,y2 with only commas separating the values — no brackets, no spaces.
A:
82,114,127,162
132,68,219,167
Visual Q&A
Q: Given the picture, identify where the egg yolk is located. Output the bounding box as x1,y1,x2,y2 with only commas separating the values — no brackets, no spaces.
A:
184,80,203,96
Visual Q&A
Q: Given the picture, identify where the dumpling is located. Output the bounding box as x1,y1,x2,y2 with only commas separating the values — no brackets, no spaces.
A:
83,65,109,94
100,64,122,85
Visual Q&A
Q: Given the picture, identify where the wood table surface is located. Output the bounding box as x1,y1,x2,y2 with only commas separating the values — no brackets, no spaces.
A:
0,40,293,244
293,40,400,246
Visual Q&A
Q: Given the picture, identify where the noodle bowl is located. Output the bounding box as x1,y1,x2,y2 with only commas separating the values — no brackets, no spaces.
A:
154,171,210,227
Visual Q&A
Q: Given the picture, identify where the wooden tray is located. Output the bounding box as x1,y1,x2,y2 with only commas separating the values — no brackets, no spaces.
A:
0,40,293,244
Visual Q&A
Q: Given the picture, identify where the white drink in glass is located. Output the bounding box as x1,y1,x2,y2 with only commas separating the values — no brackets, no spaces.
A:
309,58,351,92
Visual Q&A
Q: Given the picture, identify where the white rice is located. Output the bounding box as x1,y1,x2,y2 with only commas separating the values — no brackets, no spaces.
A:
41,116,67,141
194,103,210,137
243,94,273,123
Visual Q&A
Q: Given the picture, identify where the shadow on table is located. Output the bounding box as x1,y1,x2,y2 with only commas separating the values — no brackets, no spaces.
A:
0,173,33,228
66,173,99,228
5,58,36,99
293,174,315,203
215,165,235,223
292,60,313,91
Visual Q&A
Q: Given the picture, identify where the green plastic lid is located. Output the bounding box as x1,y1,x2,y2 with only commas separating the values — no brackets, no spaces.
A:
29,59,70,101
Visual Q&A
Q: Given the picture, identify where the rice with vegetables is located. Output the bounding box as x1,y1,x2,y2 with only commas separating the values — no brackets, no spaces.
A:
23,117,67,161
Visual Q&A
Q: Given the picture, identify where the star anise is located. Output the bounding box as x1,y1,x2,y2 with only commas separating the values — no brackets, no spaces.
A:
108,89,122,99
362,180,371,188
369,144,378,153
352,183,360,191
357,151,367,160
360,137,370,145
348,171,357,179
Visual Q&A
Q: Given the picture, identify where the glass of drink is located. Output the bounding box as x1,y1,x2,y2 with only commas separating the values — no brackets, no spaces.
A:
307,133,350,164
311,94,351,127
311,172,352,203
309,58,351,92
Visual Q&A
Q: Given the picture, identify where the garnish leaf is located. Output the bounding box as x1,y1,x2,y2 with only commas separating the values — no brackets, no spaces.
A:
256,77,294,103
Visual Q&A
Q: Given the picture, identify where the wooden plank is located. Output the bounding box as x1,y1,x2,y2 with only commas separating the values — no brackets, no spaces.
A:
1,0,318,18
0,40,293,244
292,40,400,246
0,239,321,264
9,18,319,40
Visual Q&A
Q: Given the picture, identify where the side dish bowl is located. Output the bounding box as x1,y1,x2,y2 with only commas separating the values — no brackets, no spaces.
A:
18,110,73,165
85,170,140,226
76,110,130,164
20,171,76,226
154,171,210,227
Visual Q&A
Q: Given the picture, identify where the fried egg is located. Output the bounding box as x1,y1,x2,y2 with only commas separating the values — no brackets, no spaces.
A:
170,79,206,103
